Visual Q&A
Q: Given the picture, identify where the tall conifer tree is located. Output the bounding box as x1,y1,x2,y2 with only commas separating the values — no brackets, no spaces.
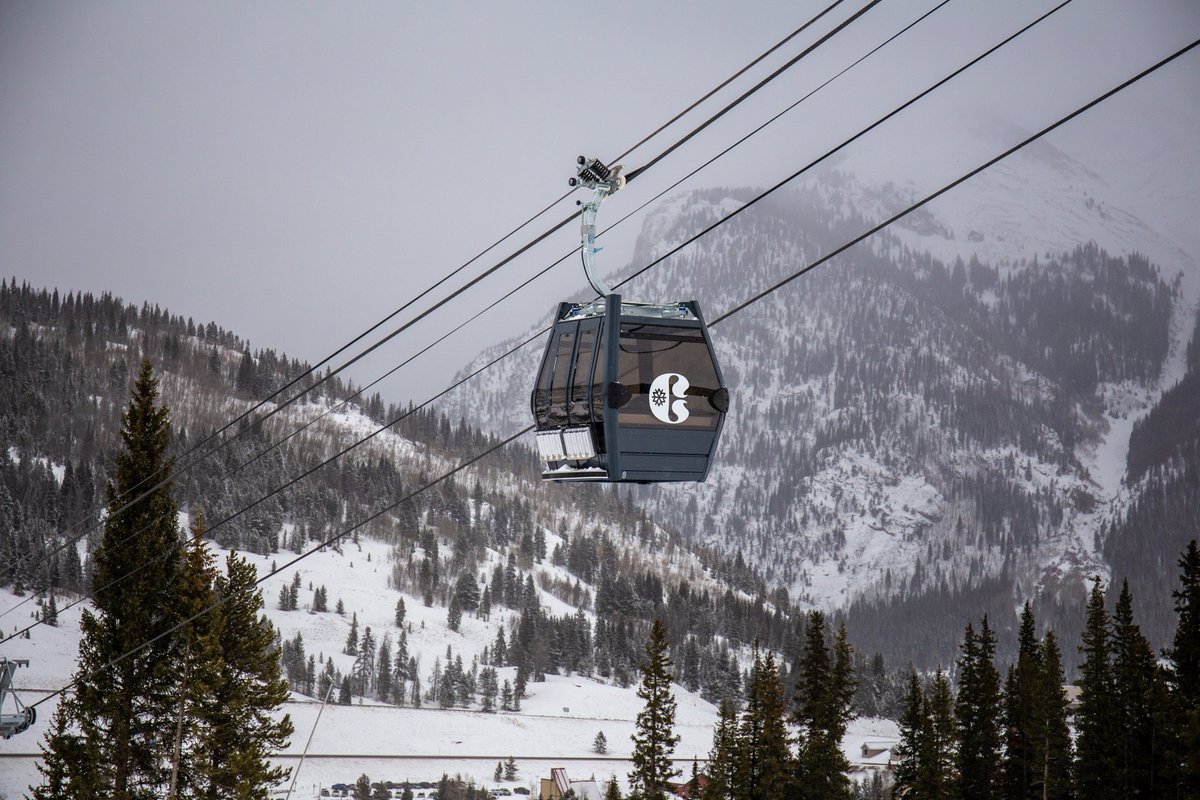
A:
954,617,1002,800
793,614,856,800
629,619,680,800
1075,579,1118,800
922,669,956,799
1033,631,1073,800
735,649,791,800
199,551,294,797
36,360,185,798
701,696,739,800
889,671,925,797
1003,603,1043,800
1165,540,1200,797
1111,579,1159,797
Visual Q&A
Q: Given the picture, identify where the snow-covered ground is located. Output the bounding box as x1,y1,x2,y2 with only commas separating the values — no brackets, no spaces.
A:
0,532,896,797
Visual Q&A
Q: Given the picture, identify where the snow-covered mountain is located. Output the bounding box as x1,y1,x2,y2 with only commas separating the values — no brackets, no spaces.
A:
449,115,1200,667
3,282,908,797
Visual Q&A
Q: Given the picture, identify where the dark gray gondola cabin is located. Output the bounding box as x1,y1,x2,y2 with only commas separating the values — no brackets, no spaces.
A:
532,293,728,482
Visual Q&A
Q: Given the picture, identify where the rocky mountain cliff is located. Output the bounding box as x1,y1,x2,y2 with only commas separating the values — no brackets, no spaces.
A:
450,126,1199,669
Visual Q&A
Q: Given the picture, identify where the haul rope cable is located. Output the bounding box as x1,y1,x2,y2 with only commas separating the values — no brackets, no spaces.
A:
20,0,851,550
0,0,960,636
4,0,874,594
1,0,1070,637
23,36,1199,697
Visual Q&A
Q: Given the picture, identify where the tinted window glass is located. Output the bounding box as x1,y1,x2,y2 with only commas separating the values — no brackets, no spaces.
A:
534,323,578,427
569,326,597,423
548,325,577,425
616,323,721,429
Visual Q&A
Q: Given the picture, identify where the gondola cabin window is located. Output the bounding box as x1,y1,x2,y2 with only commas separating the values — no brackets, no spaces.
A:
616,323,721,430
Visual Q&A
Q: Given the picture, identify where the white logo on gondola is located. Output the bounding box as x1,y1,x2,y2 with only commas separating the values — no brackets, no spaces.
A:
649,373,690,424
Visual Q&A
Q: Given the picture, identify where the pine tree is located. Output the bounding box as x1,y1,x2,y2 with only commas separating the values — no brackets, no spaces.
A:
494,761,504,783
629,619,680,800
505,755,518,781
346,612,359,655
701,696,739,800
595,730,609,754
1033,631,1073,800
168,517,226,799
736,648,791,800
448,594,463,631
1111,579,1159,796
395,596,407,627
1075,578,1118,799
1003,603,1042,800
34,360,185,797
922,669,956,799
201,551,294,796
480,666,498,713
793,615,856,800
955,616,1002,800
890,671,925,797
605,776,623,800
377,636,393,702
1165,540,1200,797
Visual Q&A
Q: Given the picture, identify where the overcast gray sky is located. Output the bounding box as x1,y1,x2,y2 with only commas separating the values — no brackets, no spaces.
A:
2,0,1197,403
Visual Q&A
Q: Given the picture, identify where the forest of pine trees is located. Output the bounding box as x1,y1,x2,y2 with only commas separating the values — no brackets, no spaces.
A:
32,361,291,799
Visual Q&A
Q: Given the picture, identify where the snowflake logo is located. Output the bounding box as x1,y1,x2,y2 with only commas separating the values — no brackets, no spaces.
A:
651,387,668,407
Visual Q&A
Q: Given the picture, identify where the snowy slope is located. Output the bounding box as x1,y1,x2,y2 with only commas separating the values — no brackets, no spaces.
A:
445,106,1199,643
0,531,893,798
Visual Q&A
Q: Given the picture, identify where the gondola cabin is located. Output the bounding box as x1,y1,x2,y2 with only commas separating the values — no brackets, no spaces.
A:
532,293,728,482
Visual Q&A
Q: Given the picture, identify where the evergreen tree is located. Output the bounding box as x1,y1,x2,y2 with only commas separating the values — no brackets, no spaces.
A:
1003,603,1042,800
505,755,518,781
921,669,956,799
202,551,294,797
736,648,791,800
395,596,407,627
605,776,623,800
1033,631,1073,800
345,612,359,655
494,761,504,783
455,571,481,612
377,636,393,702
1075,579,1117,799
448,594,463,631
168,518,225,799
890,671,925,797
701,696,739,800
595,730,609,754
34,360,185,798
629,619,680,800
1111,579,1159,796
1165,540,1200,797
954,616,1002,800
793,615,856,800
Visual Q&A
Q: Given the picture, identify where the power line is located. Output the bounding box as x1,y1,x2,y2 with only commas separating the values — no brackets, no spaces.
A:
25,33,1199,704
3,0,880,607
2,0,883,614
3,0,1060,636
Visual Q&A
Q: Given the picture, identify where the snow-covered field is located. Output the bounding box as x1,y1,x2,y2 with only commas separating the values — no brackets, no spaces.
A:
0,533,896,797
